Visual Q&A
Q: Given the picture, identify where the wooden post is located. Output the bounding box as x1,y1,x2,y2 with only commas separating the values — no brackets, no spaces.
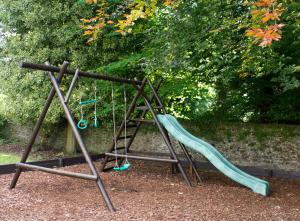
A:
65,122,77,155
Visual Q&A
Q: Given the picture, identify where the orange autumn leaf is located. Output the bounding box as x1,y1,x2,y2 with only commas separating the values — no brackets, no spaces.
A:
246,26,283,47
245,28,258,37
265,29,281,41
269,23,285,31
259,29,281,46
81,25,96,30
80,18,97,23
262,8,284,23
94,22,105,29
245,28,265,39
251,9,263,17
254,0,276,7
164,0,173,6
85,0,98,4
83,30,93,36
246,0,285,47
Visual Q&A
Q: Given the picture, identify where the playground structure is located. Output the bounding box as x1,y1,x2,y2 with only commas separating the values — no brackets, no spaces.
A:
9,61,269,212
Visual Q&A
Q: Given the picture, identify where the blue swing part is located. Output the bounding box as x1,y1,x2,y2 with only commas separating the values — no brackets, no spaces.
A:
93,117,100,128
79,99,97,105
113,162,131,171
77,119,88,130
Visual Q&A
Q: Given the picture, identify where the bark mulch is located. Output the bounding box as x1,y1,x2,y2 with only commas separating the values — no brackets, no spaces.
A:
0,161,299,221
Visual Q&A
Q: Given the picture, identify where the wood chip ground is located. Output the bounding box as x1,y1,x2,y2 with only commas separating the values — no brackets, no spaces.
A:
0,161,299,221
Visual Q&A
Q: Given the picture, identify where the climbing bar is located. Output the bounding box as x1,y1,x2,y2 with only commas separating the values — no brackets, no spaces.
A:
117,135,133,140
105,153,178,163
79,99,97,105
16,163,98,180
129,119,155,124
135,106,163,111
21,62,143,85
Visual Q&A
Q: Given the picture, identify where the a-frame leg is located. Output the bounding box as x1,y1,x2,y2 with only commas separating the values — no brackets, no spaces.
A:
10,61,70,189
178,143,202,183
47,71,115,212
146,79,201,184
133,81,192,187
145,79,180,174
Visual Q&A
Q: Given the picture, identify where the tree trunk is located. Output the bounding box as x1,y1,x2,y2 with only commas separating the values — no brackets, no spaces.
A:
64,122,77,155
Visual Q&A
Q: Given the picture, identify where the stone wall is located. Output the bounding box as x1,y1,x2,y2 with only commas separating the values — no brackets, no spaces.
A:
5,121,300,172
5,123,66,151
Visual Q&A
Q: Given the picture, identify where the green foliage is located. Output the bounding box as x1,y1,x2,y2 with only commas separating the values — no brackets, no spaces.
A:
0,0,145,126
97,53,144,77
1,0,300,127
144,0,300,123
0,1,93,125
0,114,5,129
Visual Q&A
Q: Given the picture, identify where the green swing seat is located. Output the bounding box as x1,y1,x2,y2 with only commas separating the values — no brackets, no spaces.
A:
113,162,131,171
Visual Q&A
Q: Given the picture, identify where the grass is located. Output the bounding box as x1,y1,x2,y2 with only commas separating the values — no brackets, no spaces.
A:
0,152,35,165
0,152,21,165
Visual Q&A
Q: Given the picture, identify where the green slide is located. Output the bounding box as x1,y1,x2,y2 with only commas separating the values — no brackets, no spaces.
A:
157,114,269,196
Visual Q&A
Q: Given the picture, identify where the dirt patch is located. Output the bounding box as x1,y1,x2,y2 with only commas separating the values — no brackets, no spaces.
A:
0,161,299,221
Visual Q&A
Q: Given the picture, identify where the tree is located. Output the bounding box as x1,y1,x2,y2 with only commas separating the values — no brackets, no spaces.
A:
0,0,145,126
143,0,300,122
1,0,300,126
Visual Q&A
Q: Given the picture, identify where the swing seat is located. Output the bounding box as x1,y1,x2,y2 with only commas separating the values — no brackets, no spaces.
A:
113,162,131,172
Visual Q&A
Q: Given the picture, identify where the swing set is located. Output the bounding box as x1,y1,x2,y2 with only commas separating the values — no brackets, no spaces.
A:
9,61,201,212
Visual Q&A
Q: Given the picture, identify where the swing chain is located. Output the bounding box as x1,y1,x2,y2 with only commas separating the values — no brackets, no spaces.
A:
80,97,84,120
112,84,130,171
124,86,129,165
111,84,119,169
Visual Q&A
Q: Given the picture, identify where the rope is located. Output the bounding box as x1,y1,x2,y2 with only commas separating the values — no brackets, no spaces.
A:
94,82,98,126
80,97,83,120
94,84,97,116
111,83,118,168
124,86,129,164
